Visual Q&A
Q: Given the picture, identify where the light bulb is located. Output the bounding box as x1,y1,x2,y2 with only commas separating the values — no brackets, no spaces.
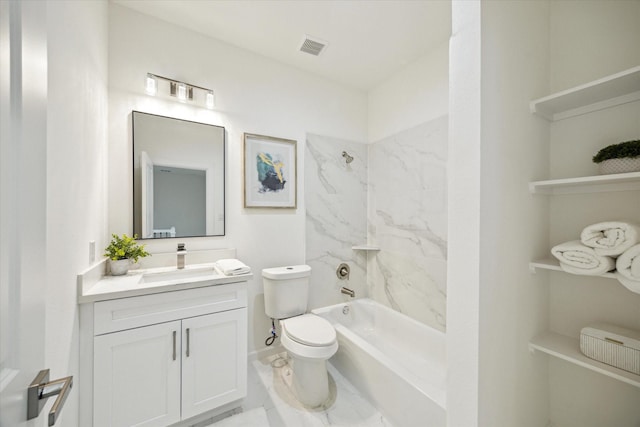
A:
177,83,187,101
145,74,157,96
206,90,215,109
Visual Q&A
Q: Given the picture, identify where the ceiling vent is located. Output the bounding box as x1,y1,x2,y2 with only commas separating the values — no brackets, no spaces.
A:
299,35,328,56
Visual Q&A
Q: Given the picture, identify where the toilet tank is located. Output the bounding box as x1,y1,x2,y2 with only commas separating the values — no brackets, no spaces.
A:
262,265,311,319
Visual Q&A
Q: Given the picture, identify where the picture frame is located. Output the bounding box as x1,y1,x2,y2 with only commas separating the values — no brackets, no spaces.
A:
243,133,297,208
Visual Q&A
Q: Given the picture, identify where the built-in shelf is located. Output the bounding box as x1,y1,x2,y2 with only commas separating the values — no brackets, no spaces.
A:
529,331,640,389
530,66,640,121
529,171,640,195
352,245,381,251
529,258,616,278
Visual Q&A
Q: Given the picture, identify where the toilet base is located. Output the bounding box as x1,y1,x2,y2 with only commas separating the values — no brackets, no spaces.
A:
277,315,338,408
288,356,330,408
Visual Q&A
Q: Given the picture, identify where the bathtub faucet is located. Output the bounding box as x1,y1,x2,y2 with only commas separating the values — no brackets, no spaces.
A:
341,287,355,298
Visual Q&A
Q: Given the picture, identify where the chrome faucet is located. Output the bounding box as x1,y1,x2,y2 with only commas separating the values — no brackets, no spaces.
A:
341,287,355,298
177,243,186,269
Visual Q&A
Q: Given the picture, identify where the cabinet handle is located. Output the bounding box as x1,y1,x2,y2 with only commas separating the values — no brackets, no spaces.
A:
172,331,177,361
186,328,190,357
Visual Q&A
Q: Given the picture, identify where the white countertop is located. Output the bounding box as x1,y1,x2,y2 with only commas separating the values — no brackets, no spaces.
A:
78,262,252,303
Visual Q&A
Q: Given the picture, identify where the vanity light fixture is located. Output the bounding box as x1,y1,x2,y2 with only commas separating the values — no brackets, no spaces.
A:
175,82,189,101
206,90,215,109
145,73,215,109
145,73,157,96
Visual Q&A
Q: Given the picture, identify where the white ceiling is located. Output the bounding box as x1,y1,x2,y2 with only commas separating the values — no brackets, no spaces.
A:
112,0,451,91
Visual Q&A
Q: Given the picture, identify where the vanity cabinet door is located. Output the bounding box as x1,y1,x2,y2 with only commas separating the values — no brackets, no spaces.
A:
181,308,248,420
93,321,181,427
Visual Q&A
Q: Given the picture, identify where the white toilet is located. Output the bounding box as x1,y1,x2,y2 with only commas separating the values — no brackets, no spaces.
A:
262,265,338,407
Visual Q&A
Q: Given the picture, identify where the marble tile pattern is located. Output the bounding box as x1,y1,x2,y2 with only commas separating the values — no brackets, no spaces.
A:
226,352,392,427
305,134,369,309
368,116,448,331
305,117,447,330
208,407,270,427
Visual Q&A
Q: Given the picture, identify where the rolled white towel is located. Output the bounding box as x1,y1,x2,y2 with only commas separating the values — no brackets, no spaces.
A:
214,258,251,276
615,243,640,282
551,240,616,276
580,221,640,257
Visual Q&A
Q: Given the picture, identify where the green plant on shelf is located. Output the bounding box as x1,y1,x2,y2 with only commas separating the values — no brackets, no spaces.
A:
103,233,150,263
593,139,640,163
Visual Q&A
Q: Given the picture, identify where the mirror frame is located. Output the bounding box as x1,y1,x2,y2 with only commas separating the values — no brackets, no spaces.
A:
132,111,226,240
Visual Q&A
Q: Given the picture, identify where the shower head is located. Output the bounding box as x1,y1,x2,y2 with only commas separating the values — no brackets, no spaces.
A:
342,151,354,164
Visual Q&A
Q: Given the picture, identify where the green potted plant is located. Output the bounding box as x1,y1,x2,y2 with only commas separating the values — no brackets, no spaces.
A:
104,233,150,276
593,139,640,174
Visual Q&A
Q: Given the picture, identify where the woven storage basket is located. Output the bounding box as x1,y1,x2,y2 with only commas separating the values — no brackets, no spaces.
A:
580,323,640,375
598,157,640,175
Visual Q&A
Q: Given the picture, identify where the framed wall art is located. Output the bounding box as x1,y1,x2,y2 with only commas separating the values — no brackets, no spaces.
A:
243,133,297,208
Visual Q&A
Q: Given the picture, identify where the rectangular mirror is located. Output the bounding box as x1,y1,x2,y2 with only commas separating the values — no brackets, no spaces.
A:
132,111,225,239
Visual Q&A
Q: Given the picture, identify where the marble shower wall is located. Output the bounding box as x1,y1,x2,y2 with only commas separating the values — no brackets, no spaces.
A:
305,116,447,331
305,134,368,309
368,116,448,331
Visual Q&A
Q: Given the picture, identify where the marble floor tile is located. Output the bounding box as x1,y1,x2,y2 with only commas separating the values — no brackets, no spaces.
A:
210,352,392,427
209,407,270,427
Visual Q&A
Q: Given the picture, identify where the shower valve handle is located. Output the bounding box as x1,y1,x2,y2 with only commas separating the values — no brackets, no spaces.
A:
336,263,350,279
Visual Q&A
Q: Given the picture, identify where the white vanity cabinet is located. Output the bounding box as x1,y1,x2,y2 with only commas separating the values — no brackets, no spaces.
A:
94,320,182,427
80,279,248,427
180,309,247,420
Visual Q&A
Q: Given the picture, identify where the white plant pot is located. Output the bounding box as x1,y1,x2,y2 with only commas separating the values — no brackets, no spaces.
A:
109,258,131,276
598,157,640,175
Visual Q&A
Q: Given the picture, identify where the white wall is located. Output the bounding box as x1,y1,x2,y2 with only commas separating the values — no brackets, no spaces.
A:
548,2,640,426
108,4,367,353
368,41,449,142
549,0,640,94
447,1,482,425
46,1,109,425
448,1,551,426
477,2,551,425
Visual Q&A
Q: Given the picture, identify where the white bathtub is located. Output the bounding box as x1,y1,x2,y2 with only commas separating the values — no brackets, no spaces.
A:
312,298,446,427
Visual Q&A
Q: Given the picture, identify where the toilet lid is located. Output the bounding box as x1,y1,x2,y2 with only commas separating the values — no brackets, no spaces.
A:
282,314,336,347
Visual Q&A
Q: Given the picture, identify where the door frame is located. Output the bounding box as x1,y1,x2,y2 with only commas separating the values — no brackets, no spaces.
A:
0,1,49,426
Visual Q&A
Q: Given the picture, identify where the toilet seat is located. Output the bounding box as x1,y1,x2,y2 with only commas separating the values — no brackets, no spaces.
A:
282,314,336,347
280,314,338,361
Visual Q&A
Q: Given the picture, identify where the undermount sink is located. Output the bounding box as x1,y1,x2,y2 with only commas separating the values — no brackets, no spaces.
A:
138,266,218,284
